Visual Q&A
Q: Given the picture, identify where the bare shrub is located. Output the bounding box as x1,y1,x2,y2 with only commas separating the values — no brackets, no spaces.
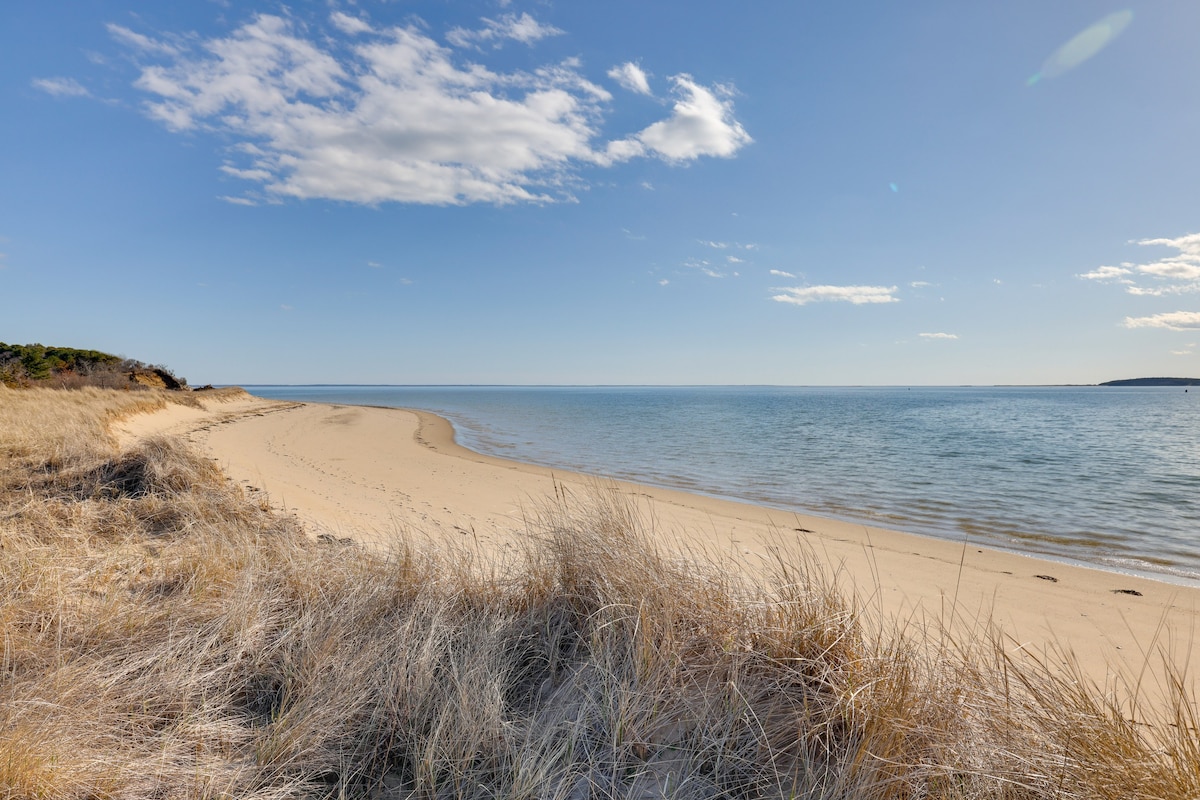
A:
1,387,1197,799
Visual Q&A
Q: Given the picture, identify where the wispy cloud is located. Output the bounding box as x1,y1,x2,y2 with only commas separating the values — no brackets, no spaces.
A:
768,269,795,278
1077,265,1134,283
119,14,750,206
32,77,90,97
684,258,724,278
106,23,180,56
918,332,958,340
1123,311,1200,331
1078,232,1200,295
447,12,564,49
608,62,651,95
771,284,899,306
330,12,373,36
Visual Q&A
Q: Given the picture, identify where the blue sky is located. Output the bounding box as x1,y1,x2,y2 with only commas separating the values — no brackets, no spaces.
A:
4,1,1199,385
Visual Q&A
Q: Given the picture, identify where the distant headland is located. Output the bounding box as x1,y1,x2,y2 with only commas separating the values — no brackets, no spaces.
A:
1100,377,1200,387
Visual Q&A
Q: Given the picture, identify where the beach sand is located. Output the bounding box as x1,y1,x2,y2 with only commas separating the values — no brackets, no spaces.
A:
119,393,1199,698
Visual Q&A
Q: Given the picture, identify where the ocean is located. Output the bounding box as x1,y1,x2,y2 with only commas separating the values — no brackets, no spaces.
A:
244,385,1200,584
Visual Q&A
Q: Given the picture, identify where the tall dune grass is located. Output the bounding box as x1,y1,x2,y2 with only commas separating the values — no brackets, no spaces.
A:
1,385,1197,799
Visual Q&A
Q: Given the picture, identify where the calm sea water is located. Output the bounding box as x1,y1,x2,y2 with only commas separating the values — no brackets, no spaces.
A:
244,386,1200,584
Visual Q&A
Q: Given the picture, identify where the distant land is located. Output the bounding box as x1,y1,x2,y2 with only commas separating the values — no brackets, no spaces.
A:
1100,377,1200,387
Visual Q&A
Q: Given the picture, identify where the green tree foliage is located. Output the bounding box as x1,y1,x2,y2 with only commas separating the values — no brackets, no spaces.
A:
0,342,185,389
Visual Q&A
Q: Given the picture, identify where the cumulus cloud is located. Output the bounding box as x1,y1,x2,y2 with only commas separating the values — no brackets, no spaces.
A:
769,269,795,278
918,332,959,340
608,62,651,95
605,76,752,163
1123,311,1200,331
118,14,750,206
32,77,90,97
447,13,563,49
771,285,900,306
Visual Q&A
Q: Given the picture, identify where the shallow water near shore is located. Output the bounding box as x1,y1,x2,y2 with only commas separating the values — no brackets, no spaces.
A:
244,385,1200,583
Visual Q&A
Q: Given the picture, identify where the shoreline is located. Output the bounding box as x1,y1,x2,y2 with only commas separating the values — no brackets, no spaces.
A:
428,404,1200,589
245,384,1200,588
119,393,1200,695
414,404,1200,588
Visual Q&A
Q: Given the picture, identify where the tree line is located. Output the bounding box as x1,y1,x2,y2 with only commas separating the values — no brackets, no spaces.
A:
0,342,186,389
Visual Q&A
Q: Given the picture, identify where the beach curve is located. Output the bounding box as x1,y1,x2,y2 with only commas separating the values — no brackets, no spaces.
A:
120,393,1200,697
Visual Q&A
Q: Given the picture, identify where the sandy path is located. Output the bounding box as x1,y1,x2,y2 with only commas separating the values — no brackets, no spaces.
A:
121,395,1200,700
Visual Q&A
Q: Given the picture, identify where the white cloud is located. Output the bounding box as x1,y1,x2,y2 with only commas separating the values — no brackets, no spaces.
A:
1077,264,1133,282
658,279,669,286
1080,233,1200,295
106,23,180,56
771,285,900,306
120,14,749,206
606,76,752,163
330,12,373,36
367,261,383,268
700,241,728,249
1123,311,1200,331
32,77,90,97
608,62,651,95
447,13,563,49
769,269,795,278
918,332,959,340
218,195,258,206
684,258,724,278
726,255,743,264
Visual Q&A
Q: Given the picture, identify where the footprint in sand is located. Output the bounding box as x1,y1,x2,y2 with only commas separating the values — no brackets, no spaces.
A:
1111,589,1143,597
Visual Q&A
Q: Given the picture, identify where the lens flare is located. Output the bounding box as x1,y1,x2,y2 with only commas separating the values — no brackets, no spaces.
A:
1028,9,1133,85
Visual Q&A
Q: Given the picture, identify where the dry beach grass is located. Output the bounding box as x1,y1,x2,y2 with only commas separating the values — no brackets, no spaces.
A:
1,385,1199,799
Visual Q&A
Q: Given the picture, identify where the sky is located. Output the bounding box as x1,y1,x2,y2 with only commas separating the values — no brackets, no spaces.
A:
3,0,1200,386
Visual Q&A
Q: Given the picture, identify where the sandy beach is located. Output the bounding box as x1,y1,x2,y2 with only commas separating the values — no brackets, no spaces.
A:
119,392,1200,696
